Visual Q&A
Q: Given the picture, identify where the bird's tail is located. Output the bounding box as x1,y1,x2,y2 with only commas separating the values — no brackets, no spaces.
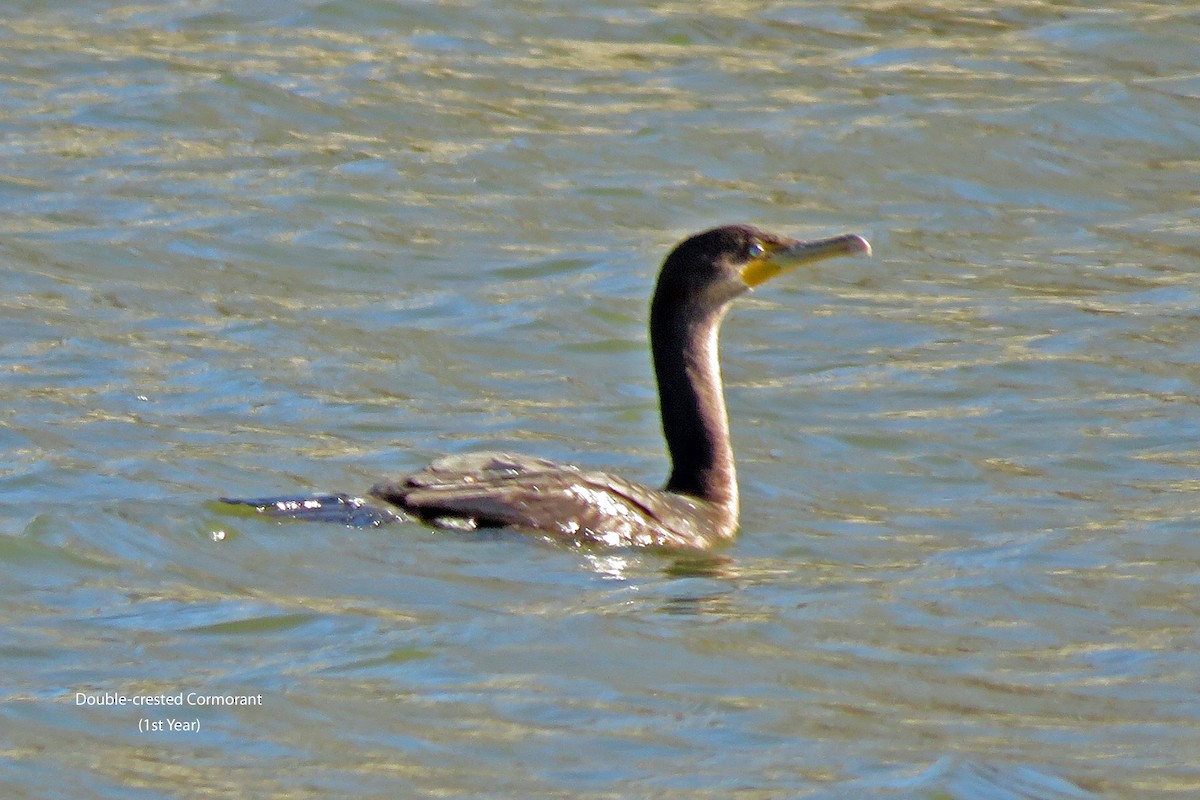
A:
219,494,404,528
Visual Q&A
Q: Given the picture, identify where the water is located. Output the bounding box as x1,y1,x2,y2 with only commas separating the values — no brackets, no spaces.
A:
2,1,1199,797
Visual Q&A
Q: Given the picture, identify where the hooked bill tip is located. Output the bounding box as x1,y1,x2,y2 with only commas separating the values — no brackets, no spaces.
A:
848,234,872,257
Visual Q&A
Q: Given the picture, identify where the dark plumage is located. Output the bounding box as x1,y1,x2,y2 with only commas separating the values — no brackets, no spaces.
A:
223,225,870,549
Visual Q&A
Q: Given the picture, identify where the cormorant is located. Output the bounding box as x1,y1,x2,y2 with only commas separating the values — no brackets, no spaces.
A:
222,224,871,549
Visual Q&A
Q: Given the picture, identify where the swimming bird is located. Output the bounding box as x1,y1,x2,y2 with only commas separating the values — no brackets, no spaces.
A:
223,225,871,549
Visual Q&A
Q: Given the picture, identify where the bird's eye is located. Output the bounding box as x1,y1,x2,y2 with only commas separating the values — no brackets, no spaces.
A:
747,241,765,259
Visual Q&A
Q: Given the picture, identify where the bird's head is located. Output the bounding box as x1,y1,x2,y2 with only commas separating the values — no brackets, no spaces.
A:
655,224,872,313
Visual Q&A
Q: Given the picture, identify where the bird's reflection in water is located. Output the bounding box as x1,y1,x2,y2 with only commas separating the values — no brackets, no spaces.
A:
578,550,756,619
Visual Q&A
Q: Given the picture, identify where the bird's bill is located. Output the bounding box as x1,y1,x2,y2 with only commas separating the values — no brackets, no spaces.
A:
740,233,872,288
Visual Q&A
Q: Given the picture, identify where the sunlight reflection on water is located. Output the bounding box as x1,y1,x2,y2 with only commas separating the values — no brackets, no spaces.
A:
2,1,1199,798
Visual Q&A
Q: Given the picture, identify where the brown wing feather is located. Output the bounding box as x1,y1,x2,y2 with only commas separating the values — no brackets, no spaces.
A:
370,452,719,548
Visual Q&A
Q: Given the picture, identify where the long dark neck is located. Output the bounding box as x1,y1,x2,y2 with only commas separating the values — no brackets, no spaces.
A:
650,293,738,513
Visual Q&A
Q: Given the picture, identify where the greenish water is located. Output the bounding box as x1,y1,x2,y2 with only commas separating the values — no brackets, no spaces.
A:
2,1,1199,797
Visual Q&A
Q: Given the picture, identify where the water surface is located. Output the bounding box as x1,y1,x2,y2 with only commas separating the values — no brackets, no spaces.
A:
2,1,1199,797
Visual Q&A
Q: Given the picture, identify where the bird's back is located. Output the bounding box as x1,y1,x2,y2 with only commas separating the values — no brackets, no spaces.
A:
370,451,731,549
